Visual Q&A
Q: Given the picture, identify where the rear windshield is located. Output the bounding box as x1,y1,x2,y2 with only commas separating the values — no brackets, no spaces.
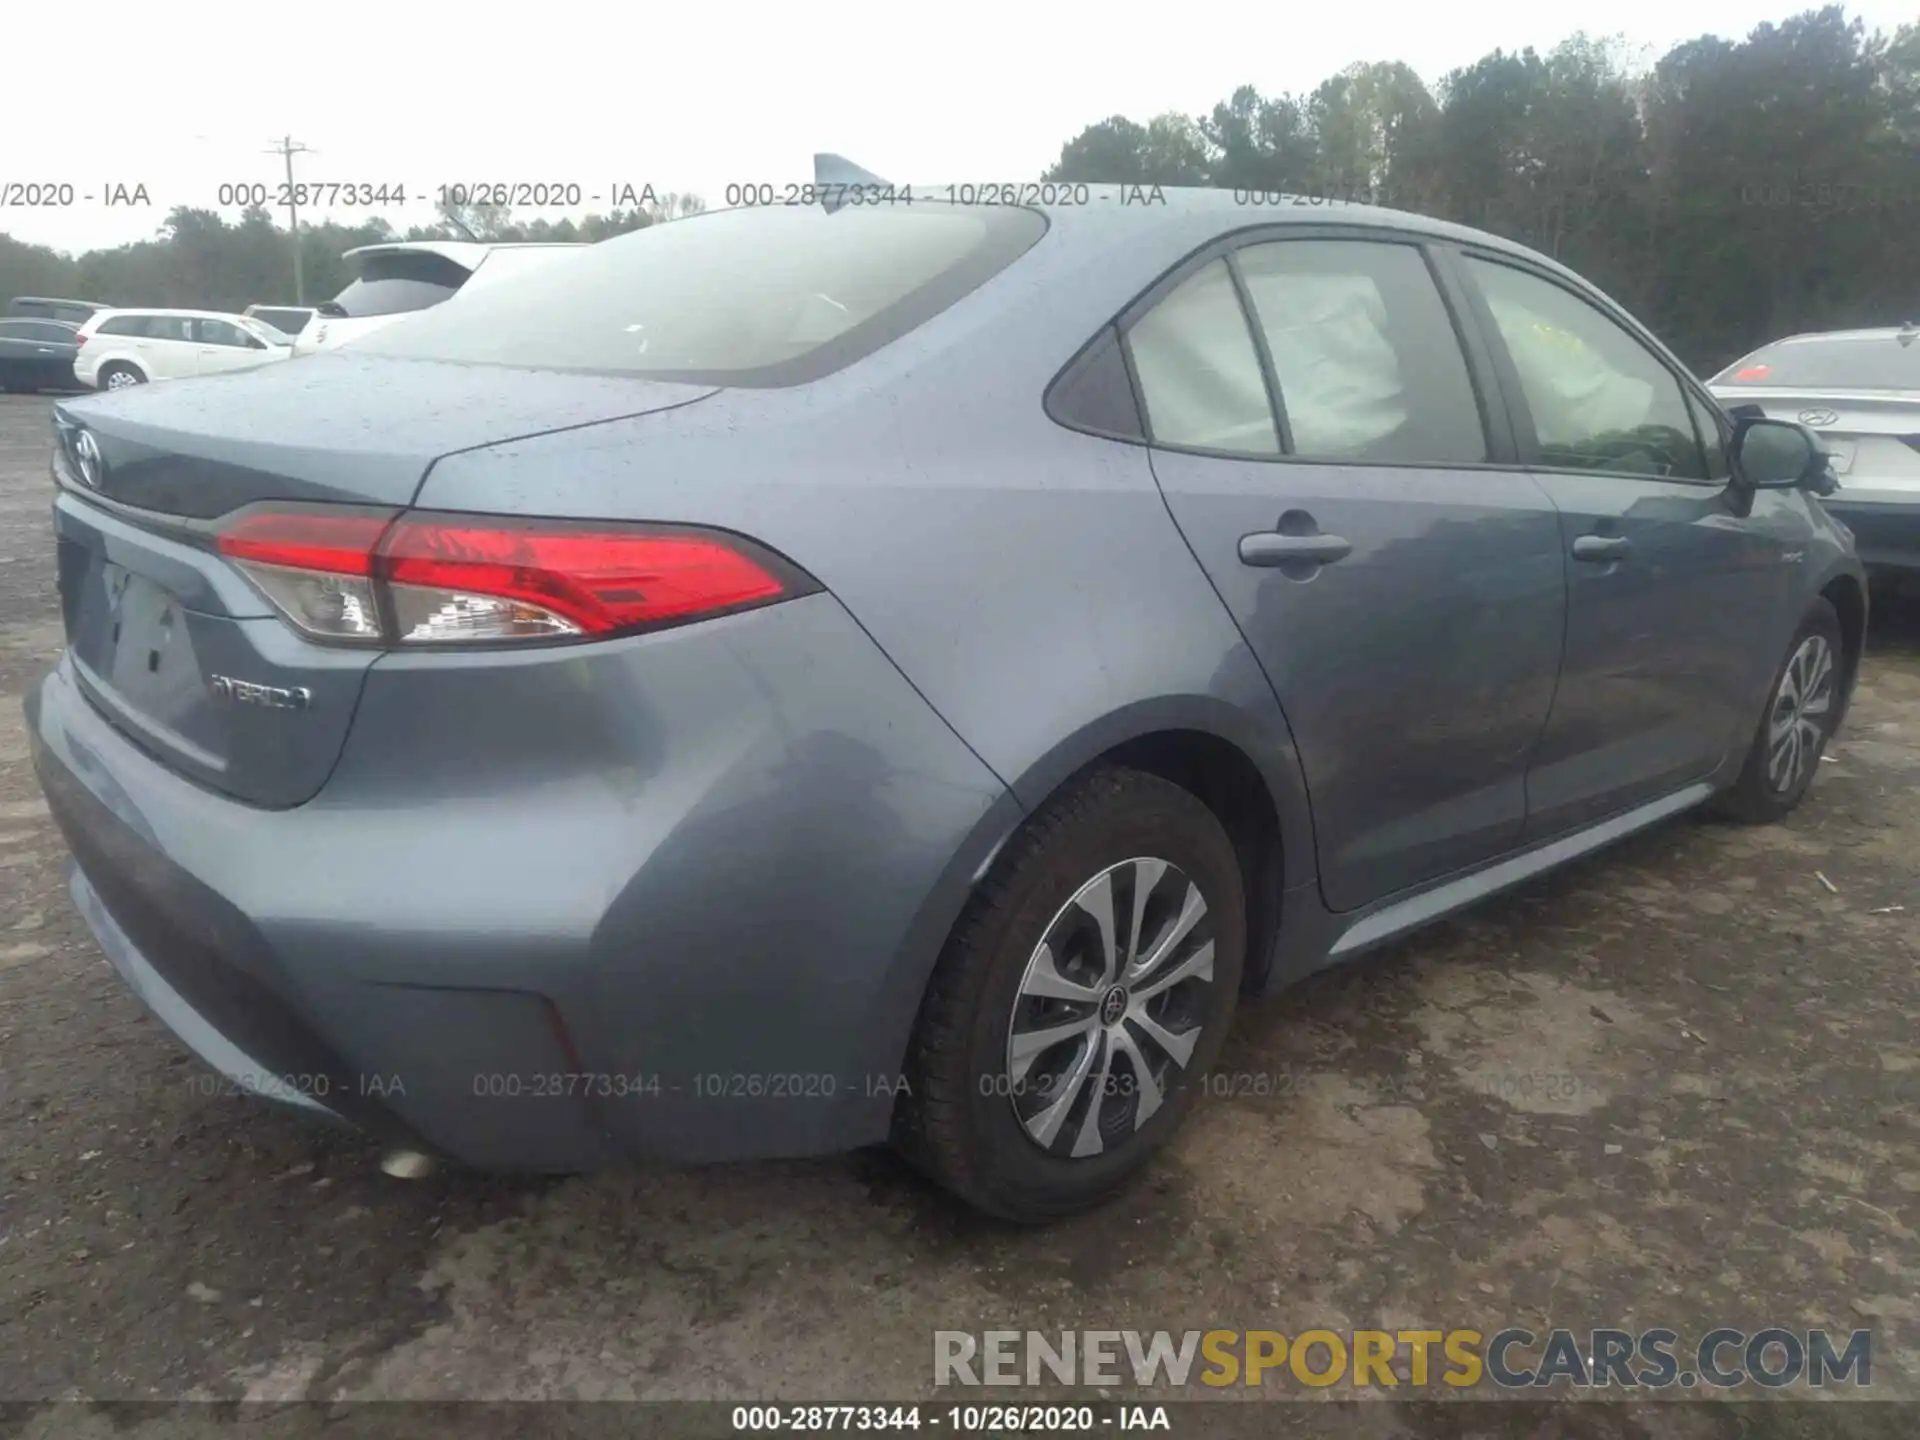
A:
1713,336,1920,391
249,308,311,333
349,203,1050,385
9,299,98,323
321,252,471,318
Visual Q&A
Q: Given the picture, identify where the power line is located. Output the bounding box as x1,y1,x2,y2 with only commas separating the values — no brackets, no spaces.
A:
264,135,314,303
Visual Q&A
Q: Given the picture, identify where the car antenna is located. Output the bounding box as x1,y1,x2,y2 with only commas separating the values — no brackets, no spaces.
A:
814,153,891,214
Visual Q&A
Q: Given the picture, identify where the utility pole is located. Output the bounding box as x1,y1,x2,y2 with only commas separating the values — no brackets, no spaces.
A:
265,135,313,302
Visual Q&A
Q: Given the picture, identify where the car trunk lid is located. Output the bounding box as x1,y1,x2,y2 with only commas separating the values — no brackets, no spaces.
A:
50,355,719,807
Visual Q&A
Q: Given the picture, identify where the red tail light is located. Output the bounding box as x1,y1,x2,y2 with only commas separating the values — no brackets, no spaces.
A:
74,334,88,347
216,508,815,646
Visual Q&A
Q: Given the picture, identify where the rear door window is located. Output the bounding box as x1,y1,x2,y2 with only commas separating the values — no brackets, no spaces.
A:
350,205,1049,386
1125,259,1278,456
141,316,194,343
1236,239,1486,463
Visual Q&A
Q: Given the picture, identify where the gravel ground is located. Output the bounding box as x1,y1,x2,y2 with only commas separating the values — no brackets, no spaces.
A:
0,392,1915,1435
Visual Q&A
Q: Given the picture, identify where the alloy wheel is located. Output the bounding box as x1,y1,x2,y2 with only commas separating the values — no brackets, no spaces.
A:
1767,633,1834,794
1004,857,1215,1158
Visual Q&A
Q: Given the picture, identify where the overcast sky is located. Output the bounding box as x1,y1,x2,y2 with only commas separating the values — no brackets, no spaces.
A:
7,0,1912,256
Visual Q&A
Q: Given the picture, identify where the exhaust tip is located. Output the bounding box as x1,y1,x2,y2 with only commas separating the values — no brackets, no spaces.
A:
379,1147,438,1180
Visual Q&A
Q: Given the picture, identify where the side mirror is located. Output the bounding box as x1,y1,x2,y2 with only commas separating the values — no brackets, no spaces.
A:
1730,416,1828,491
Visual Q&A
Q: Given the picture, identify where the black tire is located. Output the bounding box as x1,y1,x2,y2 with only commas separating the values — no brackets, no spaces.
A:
893,766,1245,1222
97,363,145,391
1711,597,1845,824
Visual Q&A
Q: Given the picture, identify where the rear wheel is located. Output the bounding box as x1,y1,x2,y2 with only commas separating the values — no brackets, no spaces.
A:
894,766,1245,1222
99,363,145,391
1712,597,1843,824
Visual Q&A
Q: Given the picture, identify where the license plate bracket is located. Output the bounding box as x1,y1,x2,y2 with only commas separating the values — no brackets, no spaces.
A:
89,564,204,714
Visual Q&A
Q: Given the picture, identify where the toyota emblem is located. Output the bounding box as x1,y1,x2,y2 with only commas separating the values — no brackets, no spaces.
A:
72,429,103,488
1797,408,1840,428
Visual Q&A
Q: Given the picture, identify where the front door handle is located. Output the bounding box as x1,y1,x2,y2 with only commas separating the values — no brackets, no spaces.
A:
1239,532,1354,567
1571,534,1630,563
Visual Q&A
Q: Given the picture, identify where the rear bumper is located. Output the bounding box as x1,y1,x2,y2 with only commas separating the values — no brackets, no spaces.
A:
26,593,1016,1170
1823,495,1920,573
68,865,353,1127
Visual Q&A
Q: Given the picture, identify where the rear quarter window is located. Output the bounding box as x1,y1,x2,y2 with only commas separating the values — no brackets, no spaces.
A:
1125,258,1279,456
250,308,311,334
349,204,1049,386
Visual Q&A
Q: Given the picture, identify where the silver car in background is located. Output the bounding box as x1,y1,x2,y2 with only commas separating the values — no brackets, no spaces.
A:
1711,324,1920,575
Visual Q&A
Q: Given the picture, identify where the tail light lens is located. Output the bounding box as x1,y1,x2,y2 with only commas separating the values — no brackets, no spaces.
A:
217,508,816,647
74,334,88,347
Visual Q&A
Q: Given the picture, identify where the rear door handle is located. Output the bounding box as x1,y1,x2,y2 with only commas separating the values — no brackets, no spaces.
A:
1571,534,1630,563
1239,532,1354,567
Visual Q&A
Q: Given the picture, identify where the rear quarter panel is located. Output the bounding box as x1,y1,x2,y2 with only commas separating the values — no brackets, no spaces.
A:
413,208,1316,867
412,208,1321,1040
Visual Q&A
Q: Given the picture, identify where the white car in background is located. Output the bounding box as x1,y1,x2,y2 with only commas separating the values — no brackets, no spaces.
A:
73,309,295,390
243,304,318,337
294,241,588,353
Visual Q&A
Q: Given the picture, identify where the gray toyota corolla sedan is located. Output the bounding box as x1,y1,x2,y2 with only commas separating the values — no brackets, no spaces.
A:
27,180,1863,1221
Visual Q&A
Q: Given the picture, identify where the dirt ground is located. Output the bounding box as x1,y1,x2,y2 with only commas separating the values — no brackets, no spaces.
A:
0,392,1915,1431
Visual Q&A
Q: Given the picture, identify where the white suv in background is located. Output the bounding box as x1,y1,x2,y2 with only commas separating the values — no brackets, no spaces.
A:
294,241,588,353
74,309,295,390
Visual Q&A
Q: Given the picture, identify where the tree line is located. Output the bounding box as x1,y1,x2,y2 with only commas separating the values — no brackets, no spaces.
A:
2,6,1913,373
1043,7,1918,373
0,193,703,317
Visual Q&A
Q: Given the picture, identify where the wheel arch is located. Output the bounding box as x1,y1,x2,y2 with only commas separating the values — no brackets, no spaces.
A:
95,355,147,387
959,698,1313,1007
844,697,1315,1150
